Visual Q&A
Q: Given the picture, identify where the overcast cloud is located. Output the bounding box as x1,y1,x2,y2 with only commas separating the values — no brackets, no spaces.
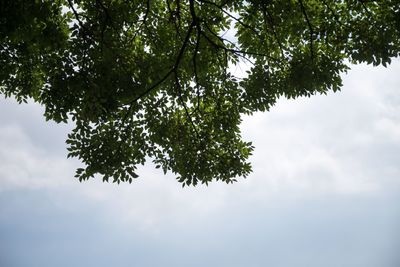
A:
0,61,399,267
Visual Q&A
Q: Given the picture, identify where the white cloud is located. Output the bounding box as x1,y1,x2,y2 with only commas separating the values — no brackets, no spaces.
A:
240,61,400,196
0,61,399,233
0,123,76,191
1,62,400,267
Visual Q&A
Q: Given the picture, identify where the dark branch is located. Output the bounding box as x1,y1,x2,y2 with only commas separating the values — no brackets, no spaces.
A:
200,31,279,62
67,0,89,33
262,6,286,59
298,0,315,62
193,28,201,111
124,12,197,121
167,0,183,40
174,71,200,139
321,0,343,26
127,0,151,44
95,0,112,23
198,0,260,37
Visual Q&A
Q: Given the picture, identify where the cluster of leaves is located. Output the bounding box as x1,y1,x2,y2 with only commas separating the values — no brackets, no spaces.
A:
1,0,399,186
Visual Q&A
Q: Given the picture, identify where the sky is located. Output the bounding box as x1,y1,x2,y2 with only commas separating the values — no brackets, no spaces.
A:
0,60,400,267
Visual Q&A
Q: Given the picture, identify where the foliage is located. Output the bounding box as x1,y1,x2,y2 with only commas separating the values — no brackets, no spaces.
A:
1,0,399,186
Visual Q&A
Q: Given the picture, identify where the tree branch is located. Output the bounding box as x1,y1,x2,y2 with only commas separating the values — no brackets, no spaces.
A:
193,28,201,111
67,0,90,34
262,6,286,58
198,0,260,37
298,0,315,62
167,0,183,40
200,30,279,62
174,71,200,139
123,13,197,121
321,0,342,26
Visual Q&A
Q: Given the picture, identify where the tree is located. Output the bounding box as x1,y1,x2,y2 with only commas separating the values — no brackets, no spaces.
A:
1,0,399,186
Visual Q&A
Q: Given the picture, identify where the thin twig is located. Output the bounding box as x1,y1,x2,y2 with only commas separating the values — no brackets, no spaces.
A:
298,0,315,63
174,71,200,139
193,28,201,111
123,15,197,121
200,31,280,62
262,7,285,58
199,0,260,37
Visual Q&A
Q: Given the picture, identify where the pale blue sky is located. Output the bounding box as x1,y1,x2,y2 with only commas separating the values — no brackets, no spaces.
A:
1,61,400,266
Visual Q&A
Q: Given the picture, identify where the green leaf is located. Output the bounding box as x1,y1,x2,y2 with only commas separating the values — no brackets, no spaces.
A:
1,0,399,185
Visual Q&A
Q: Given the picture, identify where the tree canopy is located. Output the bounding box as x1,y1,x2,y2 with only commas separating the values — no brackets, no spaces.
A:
1,0,399,186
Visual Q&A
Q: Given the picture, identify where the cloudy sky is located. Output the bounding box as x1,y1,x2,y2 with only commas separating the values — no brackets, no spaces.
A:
1,60,400,267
